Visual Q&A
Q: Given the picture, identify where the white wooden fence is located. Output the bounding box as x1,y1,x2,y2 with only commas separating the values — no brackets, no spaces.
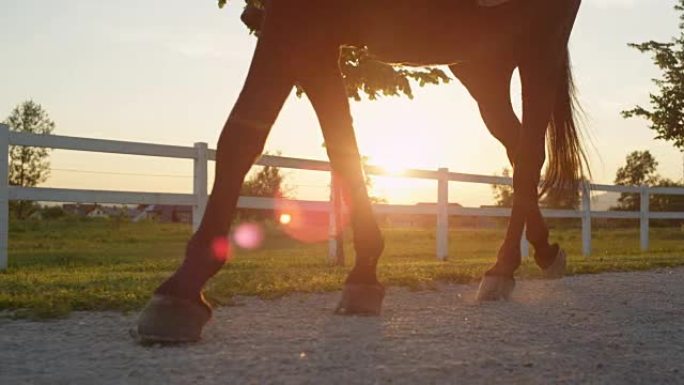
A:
2,123,684,270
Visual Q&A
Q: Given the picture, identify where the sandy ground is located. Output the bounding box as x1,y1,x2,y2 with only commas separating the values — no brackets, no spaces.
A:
1,268,683,385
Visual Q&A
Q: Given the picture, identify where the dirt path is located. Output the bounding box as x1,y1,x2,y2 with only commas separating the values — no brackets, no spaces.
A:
1,268,683,385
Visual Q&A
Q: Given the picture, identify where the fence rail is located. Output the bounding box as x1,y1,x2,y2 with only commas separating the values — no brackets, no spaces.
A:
2,123,684,270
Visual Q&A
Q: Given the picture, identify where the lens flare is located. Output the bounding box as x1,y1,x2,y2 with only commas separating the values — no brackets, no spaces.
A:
211,236,232,262
233,222,264,250
279,213,292,225
275,199,349,244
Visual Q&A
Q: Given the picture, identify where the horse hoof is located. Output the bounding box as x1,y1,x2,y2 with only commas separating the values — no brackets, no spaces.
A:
135,294,212,344
335,283,385,315
542,248,567,279
476,275,515,301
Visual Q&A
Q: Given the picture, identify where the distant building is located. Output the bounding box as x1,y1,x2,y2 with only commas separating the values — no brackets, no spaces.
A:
63,204,107,218
383,202,499,229
57,203,193,223
133,205,192,224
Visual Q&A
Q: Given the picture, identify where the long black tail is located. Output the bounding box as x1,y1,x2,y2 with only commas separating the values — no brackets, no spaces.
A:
541,49,589,195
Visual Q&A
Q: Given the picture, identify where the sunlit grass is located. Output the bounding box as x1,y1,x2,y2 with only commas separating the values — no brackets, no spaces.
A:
2,219,684,319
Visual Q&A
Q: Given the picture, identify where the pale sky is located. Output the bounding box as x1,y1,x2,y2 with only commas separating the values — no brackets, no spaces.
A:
0,0,681,206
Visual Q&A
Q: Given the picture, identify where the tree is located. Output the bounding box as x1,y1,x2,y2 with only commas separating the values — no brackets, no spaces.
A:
622,0,684,149
238,153,287,220
492,168,514,208
218,0,451,100
3,100,55,219
611,151,684,225
493,167,579,210
360,156,387,205
612,150,660,211
540,185,580,210
240,165,284,198
650,177,684,215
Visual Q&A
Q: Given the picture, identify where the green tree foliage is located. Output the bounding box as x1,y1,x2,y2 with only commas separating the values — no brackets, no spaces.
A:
238,154,286,220
40,205,67,220
614,151,659,186
650,178,684,214
492,168,514,208
612,151,659,211
218,0,451,100
360,156,387,204
492,167,579,210
540,186,580,210
240,165,284,198
622,0,684,148
611,150,684,216
3,100,55,219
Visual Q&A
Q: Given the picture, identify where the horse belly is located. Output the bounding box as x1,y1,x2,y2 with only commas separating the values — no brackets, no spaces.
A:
359,0,520,65
367,33,474,66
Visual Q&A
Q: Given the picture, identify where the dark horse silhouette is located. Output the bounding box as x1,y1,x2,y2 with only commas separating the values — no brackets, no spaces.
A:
136,0,586,343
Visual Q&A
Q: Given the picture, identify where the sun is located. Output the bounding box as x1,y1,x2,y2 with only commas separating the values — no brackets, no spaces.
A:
362,149,430,204
366,149,413,176
279,213,292,225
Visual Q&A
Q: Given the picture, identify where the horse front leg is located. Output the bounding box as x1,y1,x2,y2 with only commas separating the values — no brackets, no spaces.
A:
136,27,295,343
297,57,385,315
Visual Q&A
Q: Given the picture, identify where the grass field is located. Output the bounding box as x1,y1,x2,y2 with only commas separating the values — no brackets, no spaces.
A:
2,218,684,318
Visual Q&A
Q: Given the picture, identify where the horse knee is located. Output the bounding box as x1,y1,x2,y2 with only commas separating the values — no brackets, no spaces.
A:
512,146,546,204
514,139,546,173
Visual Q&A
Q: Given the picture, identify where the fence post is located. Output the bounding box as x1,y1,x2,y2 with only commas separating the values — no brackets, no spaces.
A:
437,167,449,260
192,142,209,233
640,185,650,252
0,124,8,270
328,172,344,266
581,181,592,256
520,226,529,259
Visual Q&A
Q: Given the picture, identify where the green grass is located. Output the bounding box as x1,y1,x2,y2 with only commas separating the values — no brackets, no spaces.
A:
2,218,684,319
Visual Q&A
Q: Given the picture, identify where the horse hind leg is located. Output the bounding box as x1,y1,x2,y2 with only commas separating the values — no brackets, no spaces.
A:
475,4,581,300
449,62,519,163
451,62,561,292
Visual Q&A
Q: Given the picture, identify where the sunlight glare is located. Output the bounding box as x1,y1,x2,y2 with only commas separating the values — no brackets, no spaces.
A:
275,199,348,243
380,164,409,176
211,236,232,262
279,213,292,225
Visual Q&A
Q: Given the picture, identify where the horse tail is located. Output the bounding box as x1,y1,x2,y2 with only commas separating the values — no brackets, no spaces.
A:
541,48,589,196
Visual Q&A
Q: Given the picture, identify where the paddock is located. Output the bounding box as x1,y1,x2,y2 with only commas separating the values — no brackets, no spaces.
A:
1,268,682,385
3,126,684,271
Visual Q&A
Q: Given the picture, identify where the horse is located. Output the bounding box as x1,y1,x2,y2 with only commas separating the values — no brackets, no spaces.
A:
135,0,587,343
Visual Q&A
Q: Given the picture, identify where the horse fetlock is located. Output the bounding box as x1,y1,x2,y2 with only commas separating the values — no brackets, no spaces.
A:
135,294,212,344
477,275,515,301
541,247,567,279
532,242,559,269
335,282,385,315
489,246,521,277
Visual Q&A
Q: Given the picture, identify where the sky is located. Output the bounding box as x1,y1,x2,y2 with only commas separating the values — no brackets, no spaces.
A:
0,0,682,207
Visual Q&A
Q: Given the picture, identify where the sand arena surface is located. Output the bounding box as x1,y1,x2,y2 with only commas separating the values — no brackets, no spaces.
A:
1,268,683,385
